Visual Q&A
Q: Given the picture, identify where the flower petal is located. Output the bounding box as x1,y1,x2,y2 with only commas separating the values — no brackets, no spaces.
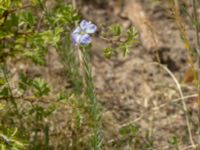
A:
80,20,97,34
72,33,81,45
84,23,97,34
79,34,91,45
80,20,89,30
72,26,81,34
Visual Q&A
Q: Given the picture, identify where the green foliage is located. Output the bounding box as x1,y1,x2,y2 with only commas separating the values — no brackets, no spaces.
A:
168,135,179,150
29,104,56,120
119,124,139,137
0,0,11,16
52,5,79,26
102,24,138,58
109,24,123,36
0,128,26,150
18,73,32,92
0,0,78,64
58,32,84,94
105,124,155,149
32,78,50,97
0,0,138,149
0,1,83,149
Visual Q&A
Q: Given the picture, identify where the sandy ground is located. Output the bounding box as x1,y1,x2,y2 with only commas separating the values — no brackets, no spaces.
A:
82,0,199,149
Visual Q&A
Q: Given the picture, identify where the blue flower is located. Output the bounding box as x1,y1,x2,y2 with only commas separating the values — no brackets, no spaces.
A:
72,20,97,46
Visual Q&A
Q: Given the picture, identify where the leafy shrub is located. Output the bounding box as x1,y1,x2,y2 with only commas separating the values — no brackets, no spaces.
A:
0,0,138,149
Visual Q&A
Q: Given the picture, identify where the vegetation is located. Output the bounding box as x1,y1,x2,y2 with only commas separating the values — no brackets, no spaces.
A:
0,0,199,149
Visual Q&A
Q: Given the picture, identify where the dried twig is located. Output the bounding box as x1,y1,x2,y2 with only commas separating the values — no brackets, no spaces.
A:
154,62,195,148
119,93,197,129
192,0,200,126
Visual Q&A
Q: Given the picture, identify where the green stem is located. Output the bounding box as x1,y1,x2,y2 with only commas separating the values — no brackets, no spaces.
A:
80,47,102,150
0,64,18,112
192,0,200,128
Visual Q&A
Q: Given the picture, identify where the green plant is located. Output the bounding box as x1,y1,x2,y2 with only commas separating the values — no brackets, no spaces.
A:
0,0,138,149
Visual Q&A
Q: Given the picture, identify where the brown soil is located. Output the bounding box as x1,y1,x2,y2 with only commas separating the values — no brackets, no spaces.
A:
81,0,199,149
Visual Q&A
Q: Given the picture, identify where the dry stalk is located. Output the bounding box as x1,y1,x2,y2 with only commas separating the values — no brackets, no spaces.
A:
192,0,200,127
113,62,196,148
118,92,197,128
108,93,197,145
171,0,198,85
154,62,195,148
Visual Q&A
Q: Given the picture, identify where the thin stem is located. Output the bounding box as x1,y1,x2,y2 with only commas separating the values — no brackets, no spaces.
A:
172,0,198,85
0,64,18,112
193,0,200,55
118,94,198,129
154,63,195,148
0,5,33,20
114,62,195,148
9,5,33,13
72,0,77,10
192,0,200,126
79,47,102,150
0,64,24,129
174,0,200,147
78,48,84,75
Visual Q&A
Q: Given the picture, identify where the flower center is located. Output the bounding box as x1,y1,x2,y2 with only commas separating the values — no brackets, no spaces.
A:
80,30,86,35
